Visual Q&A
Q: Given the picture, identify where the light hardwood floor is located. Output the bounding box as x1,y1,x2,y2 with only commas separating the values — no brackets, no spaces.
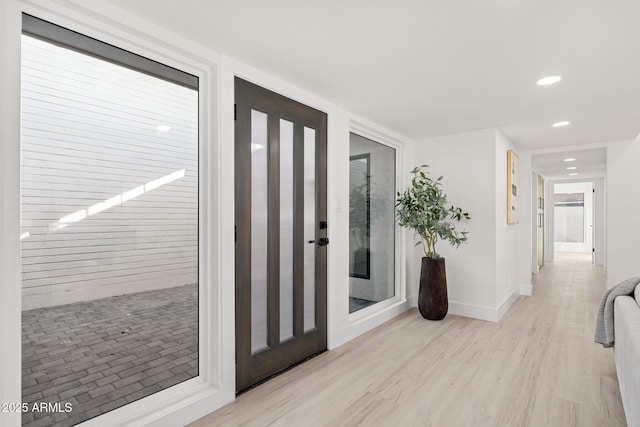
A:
191,252,626,426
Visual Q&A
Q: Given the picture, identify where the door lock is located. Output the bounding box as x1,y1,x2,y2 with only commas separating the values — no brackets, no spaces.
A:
318,237,329,246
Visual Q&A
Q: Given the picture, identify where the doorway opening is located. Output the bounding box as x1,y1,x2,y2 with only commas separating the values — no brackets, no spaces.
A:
553,182,593,255
531,148,606,273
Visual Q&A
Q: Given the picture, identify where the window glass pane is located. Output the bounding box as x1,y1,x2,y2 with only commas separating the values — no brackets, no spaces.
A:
279,119,294,342
251,110,269,352
349,133,396,313
21,33,199,426
303,127,316,332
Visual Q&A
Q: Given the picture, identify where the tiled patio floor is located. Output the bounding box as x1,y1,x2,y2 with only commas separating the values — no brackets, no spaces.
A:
348,297,377,313
21,284,198,427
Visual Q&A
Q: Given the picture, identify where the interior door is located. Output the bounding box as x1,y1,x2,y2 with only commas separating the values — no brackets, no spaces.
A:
235,77,328,392
537,175,544,268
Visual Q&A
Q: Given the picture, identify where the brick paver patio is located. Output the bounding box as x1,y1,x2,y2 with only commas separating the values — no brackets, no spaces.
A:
21,284,198,427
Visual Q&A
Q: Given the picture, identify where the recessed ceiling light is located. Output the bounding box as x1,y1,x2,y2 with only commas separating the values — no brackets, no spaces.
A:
567,166,577,170
537,76,562,86
552,121,571,127
563,158,576,162
156,125,171,132
569,173,578,176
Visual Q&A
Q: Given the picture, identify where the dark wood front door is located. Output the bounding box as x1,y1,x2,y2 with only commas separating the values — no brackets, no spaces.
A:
235,77,328,392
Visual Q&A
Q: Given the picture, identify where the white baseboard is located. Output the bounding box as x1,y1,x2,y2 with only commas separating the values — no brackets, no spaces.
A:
449,287,520,323
329,298,413,349
520,283,533,296
448,301,500,322
331,284,524,344
407,294,418,308
497,289,520,321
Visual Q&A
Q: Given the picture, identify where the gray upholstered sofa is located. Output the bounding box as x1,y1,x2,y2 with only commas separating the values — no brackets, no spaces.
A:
614,284,640,427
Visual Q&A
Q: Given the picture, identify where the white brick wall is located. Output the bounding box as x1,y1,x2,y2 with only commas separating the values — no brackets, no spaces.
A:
21,35,199,309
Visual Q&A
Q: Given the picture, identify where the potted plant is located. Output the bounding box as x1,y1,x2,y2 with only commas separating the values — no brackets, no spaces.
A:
395,165,470,320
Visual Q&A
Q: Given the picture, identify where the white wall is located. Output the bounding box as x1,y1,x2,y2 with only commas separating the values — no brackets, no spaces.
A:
516,152,534,296
414,129,498,311
594,177,606,266
607,136,640,287
413,128,528,320
0,0,23,424
495,130,521,307
543,178,554,262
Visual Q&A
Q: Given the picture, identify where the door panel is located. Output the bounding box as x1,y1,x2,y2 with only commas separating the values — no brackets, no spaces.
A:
537,175,544,268
235,78,327,392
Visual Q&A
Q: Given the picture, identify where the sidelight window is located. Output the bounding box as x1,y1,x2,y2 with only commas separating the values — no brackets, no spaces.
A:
348,132,396,313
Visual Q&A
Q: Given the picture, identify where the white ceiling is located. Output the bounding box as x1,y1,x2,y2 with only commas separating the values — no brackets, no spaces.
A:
81,0,640,150
532,148,606,180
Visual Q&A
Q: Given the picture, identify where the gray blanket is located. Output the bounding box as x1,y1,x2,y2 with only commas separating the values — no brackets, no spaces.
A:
594,276,640,348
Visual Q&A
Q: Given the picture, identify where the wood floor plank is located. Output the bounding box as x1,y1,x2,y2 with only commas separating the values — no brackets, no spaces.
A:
190,252,626,426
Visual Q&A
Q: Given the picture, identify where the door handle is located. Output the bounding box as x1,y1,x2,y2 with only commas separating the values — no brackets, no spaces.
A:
318,237,329,246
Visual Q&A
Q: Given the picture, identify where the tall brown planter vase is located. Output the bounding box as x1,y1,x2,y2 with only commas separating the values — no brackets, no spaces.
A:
418,257,448,320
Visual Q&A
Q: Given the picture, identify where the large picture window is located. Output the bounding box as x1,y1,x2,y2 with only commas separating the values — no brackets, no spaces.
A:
21,15,199,426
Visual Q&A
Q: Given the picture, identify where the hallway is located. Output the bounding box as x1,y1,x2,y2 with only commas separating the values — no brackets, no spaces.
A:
192,252,625,426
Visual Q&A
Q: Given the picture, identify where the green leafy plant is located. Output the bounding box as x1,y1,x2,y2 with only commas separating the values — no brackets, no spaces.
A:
395,165,470,258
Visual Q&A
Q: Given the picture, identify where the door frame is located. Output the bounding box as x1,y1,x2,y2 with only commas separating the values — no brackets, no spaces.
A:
327,118,411,349
222,59,337,394
347,122,405,321
552,181,593,254
234,77,328,391
531,171,545,273
545,178,606,265
531,170,540,274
